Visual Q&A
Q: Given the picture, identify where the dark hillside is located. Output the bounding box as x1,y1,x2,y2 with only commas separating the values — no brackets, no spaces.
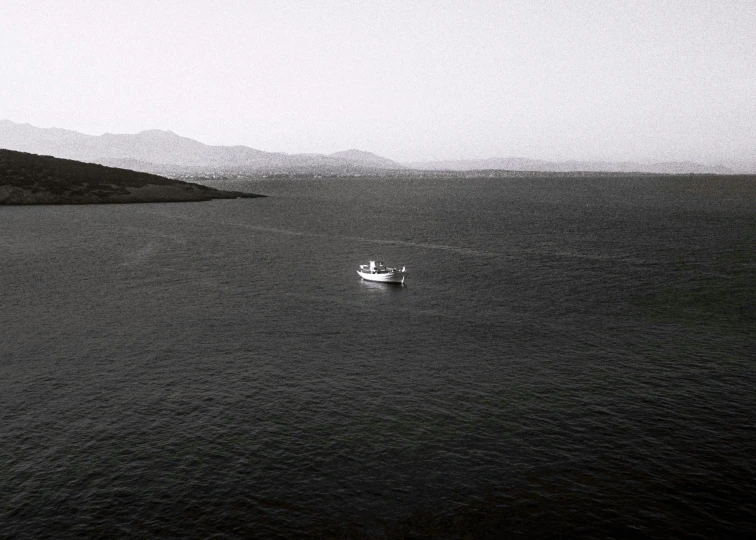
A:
0,149,263,204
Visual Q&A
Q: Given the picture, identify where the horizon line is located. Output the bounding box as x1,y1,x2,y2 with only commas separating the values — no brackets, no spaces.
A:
1,118,749,168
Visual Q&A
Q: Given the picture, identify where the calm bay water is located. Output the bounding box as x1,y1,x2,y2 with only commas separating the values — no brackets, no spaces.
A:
2,174,755,538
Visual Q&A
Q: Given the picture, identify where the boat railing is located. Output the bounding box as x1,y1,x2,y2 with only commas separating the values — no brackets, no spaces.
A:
358,264,406,274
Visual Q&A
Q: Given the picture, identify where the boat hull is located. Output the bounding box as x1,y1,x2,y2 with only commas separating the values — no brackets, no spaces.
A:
357,270,406,283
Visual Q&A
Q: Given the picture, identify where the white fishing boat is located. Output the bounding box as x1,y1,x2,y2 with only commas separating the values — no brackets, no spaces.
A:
357,261,407,284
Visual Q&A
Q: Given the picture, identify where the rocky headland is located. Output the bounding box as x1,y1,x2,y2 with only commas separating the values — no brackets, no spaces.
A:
0,149,263,204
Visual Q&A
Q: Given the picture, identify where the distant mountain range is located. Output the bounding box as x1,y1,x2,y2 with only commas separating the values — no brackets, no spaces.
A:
406,157,737,175
0,120,405,175
1,120,749,175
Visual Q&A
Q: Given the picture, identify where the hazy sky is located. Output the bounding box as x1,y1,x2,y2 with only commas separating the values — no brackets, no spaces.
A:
2,0,755,162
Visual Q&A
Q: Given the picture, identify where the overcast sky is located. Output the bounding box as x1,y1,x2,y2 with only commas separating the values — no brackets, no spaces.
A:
2,0,755,163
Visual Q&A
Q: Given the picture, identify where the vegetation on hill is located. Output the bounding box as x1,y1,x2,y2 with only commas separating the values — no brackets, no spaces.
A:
0,149,263,204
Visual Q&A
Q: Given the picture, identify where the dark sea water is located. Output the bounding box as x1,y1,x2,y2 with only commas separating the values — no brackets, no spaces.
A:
2,174,755,538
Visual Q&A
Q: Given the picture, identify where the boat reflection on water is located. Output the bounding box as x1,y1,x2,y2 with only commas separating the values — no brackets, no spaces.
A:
358,279,407,292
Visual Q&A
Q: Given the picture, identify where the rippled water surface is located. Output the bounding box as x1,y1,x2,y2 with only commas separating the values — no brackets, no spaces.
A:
2,175,755,538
